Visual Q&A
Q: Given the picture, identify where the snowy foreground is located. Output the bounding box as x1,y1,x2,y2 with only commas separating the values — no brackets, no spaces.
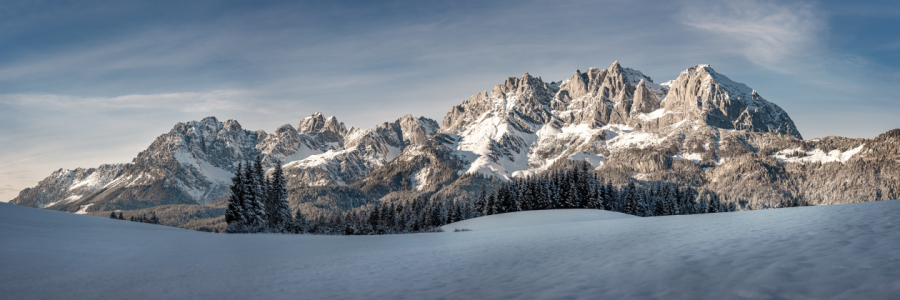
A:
2,202,899,299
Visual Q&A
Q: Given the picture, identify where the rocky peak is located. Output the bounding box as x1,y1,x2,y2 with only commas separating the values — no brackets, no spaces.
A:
558,69,590,100
490,72,552,107
298,112,348,136
660,65,802,139
397,114,440,145
631,79,660,114
223,119,242,131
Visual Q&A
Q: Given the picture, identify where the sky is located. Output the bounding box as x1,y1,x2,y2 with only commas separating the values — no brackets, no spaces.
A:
1,0,899,202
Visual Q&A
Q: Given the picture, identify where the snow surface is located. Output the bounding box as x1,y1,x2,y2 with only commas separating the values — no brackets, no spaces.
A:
173,150,233,183
440,209,636,232
73,203,93,215
2,201,900,299
773,144,865,164
567,152,605,168
636,108,669,121
604,124,664,150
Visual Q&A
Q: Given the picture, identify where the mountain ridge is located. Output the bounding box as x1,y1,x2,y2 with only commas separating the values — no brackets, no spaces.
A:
11,62,898,230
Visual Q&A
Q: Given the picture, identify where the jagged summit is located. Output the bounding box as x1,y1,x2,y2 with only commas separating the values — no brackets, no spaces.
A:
662,64,801,138
441,62,800,138
298,112,347,136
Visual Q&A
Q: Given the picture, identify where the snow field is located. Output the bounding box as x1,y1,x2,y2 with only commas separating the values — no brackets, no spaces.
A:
1,201,899,299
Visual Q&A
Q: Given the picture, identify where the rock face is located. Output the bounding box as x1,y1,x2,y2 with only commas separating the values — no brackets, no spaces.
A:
13,62,896,220
655,65,801,138
433,62,802,181
281,114,440,187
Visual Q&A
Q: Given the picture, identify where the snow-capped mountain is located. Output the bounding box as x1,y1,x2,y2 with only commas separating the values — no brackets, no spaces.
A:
280,113,439,187
12,113,440,212
434,61,802,180
10,62,898,220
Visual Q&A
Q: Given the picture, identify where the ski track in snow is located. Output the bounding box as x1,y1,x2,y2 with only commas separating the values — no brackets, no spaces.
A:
2,201,900,299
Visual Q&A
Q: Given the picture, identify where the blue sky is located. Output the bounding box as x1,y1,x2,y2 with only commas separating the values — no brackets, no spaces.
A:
1,0,899,201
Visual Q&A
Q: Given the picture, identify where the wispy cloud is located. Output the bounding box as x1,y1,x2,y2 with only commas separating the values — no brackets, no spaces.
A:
681,0,825,70
0,90,268,113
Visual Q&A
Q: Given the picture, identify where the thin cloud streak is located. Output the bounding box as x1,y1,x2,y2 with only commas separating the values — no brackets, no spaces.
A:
681,0,825,70
0,90,269,114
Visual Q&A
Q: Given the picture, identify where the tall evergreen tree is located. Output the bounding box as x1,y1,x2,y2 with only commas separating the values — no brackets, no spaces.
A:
623,182,638,215
243,160,266,232
707,194,719,213
266,163,292,233
605,181,618,212
225,162,246,233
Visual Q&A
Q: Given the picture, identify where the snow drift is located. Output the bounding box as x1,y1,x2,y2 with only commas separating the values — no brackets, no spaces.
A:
2,201,900,299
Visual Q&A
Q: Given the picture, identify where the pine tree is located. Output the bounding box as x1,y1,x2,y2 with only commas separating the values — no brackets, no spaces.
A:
673,187,684,215
117,212,124,220
475,185,486,217
605,181,618,212
484,193,495,215
565,176,580,208
707,194,719,213
243,159,266,232
266,163,292,233
293,210,308,234
623,182,638,216
663,185,675,216
698,196,709,214
449,202,462,223
225,162,246,233
110,211,118,219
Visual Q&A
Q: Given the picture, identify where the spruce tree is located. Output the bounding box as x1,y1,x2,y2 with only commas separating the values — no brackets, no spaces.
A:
266,163,292,233
623,182,638,216
663,186,676,216
475,185,486,217
450,202,462,223
225,162,246,233
293,210,308,234
242,162,264,232
484,193,495,215
707,194,719,213
605,181,618,212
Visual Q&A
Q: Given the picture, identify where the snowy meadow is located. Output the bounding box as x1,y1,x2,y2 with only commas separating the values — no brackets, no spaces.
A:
1,201,899,299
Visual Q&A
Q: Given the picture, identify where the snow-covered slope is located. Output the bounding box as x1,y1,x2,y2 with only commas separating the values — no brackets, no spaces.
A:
2,201,899,299
439,209,636,232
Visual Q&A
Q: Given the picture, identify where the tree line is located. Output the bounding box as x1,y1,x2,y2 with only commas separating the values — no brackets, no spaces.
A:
109,211,161,224
225,160,739,235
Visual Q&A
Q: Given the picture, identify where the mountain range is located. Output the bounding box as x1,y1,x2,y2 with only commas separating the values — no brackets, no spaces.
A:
11,62,899,231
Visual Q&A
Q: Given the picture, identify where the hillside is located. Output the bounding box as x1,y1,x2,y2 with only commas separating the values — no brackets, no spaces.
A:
2,200,899,299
